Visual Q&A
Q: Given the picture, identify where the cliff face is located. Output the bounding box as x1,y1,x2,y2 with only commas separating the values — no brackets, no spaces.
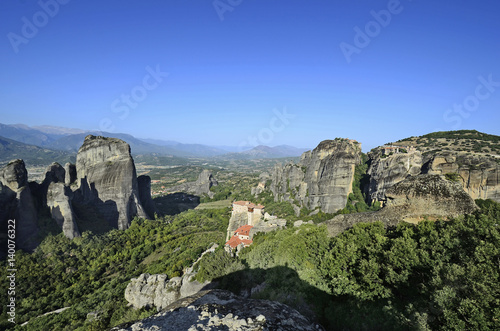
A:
0,159,39,251
423,152,500,202
367,149,500,204
367,148,423,202
271,139,361,213
325,174,478,237
75,135,149,230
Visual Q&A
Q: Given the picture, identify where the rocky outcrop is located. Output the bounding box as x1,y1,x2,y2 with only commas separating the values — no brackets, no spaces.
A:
75,135,149,230
367,148,500,204
46,182,80,239
125,274,182,310
271,139,362,213
113,289,323,331
0,159,39,251
367,148,423,202
423,152,500,202
168,169,218,198
324,174,478,236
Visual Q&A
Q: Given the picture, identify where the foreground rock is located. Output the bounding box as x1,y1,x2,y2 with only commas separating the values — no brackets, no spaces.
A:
325,174,478,236
0,159,39,250
271,138,361,214
113,289,323,331
75,135,150,230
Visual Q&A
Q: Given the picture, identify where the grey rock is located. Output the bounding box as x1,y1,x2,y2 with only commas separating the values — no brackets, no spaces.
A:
271,139,362,213
324,174,478,237
64,163,77,186
367,147,423,202
75,135,149,230
46,182,80,239
113,289,323,331
0,159,39,251
423,151,500,202
125,274,182,311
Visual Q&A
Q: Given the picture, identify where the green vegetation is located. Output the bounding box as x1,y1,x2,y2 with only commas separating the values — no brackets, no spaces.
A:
445,173,461,182
0,209,229,330
194,199,500,330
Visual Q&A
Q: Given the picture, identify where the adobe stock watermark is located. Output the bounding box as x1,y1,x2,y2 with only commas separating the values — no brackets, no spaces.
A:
340,0,413,63
442,74,499,129
99,65,169,132
238,107,295,152
7,0,71,54
213,0,242,21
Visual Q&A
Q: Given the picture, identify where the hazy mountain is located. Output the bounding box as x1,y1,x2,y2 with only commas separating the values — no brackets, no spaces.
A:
0,123,63,146
32,125,86,135
46,132,191,156
139,138,229,157
0,135,75,166
220,145,309,159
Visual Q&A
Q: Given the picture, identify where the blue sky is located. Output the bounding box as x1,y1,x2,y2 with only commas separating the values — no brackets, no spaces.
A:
1,0,499,151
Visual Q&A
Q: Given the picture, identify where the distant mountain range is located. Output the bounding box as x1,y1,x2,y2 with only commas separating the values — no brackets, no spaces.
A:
0,123,309,163
229,145,310,159
0,135,74,166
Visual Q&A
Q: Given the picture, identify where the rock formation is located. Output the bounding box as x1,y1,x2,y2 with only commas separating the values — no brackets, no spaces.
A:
324,174,478,237
367,147,423,202
46,182,80,239
423,152,500,202
168,169,218,198
125,274,183,311
270,138,362,213
114,289,323,331
367,148,500,204
64,162,76,185
0,159,39,251
75,135,149,230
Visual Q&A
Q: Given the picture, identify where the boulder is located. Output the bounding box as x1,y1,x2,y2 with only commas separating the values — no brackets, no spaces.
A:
113,289,323,331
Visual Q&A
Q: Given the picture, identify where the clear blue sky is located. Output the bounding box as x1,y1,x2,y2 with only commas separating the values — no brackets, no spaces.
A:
1,0,499,151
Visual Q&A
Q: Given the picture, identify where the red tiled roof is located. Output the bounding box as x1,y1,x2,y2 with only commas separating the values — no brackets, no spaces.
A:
235,225,253,236
225,235,253,249
233,201,249,206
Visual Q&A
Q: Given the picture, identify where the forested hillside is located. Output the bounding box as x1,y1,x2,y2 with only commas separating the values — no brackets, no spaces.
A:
2,200,499,330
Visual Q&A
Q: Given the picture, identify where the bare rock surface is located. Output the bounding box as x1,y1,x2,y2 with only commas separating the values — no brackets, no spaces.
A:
325,174,478,236
0,159,39,250
46,182,80,239
75,135,149,230
114,289,323,331
271,139,361,214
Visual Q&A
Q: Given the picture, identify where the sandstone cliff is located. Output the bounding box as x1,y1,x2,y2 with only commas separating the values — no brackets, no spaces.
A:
114,289,322,331
271,138,361,213
422,152,500,202
0,159,39,251
75,135,149,230
324,174,478,236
